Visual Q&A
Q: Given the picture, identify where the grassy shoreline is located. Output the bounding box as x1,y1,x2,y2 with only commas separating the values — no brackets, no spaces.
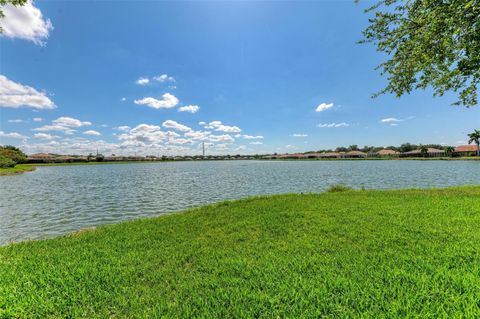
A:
1,186,479,317
0,164,36,176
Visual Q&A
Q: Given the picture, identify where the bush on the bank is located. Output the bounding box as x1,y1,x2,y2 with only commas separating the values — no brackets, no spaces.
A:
0,156,16,168
0,145,27,164
326,184,353,192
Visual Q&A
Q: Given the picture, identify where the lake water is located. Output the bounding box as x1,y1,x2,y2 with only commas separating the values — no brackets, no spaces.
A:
1,160,479,245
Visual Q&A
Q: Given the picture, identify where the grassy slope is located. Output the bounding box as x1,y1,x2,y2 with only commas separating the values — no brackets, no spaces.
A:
0,164,36,176
1,187,480,318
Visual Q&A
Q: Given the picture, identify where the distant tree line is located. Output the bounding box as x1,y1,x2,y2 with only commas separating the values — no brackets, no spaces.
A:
310,143,460,155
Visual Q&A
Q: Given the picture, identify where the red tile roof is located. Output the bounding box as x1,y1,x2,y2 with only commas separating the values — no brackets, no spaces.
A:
455,145,478,152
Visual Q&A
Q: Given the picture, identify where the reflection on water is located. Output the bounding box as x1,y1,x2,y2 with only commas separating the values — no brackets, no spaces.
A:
1,160,479,244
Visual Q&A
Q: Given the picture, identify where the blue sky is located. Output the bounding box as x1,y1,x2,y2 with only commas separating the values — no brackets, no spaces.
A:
0,1,478,155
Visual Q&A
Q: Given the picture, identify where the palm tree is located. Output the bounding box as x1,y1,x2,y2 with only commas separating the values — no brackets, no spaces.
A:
420,145,428,157
468,129,480,156
445,146,455,157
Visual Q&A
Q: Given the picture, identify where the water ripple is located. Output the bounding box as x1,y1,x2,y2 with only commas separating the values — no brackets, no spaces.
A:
1,160,479,244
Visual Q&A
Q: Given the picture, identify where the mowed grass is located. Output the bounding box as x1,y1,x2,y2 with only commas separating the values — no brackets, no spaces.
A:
1,187,480,318
0,164,36,176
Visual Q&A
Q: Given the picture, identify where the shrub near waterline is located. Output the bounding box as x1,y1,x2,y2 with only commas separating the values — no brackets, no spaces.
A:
326,184,353,192
0,145,27,164
0,156,16,168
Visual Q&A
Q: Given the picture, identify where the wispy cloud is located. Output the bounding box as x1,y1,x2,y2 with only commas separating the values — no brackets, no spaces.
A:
243,135,263,139
317,122,349,128
380,116,414,126
0,131,29,140
291,133,308,137
153,74,175,83
34,133,58,140
380,118,401,123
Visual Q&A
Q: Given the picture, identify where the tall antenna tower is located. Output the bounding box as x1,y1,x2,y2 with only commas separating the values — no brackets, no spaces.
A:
202,141,205,157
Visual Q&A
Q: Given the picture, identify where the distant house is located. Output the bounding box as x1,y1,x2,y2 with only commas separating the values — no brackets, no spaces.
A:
28,153,55,159
454,145,478,156
303,153,323,159
376,149,400,157
277,153,307,159
402,148,445,157
104,156,126,161
319,152,341,158
343,151,367,158
27,153,56,163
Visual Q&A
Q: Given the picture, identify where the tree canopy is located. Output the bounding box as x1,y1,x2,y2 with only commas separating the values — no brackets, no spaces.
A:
0,145,27,164
359,0,480,107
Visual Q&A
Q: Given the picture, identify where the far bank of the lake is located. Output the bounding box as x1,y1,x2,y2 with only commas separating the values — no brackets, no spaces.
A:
6,155,480,171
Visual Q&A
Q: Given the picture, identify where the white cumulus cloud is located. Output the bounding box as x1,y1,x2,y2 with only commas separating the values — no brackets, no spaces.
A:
178,105,199,113
83,130,101,136
8,119,24,123
52,117,91,128
162,120,192,132
208,134,235,143
33,117,91,135
134,93,179,109
184,130,210,140
315,102,334,112
204,121,241,133
136,77,149,85
33,117,43,122
0,75,55,109
0,0,53,45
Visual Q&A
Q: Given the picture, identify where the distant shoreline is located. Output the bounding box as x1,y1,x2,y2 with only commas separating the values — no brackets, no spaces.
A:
30,156,480,166
1,157,479,176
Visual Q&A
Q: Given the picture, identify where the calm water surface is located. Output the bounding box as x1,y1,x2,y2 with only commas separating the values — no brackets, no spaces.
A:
1,160,479,245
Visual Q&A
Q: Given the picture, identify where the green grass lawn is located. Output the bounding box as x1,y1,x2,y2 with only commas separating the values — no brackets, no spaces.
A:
0,164,36,176
1,186,479,318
